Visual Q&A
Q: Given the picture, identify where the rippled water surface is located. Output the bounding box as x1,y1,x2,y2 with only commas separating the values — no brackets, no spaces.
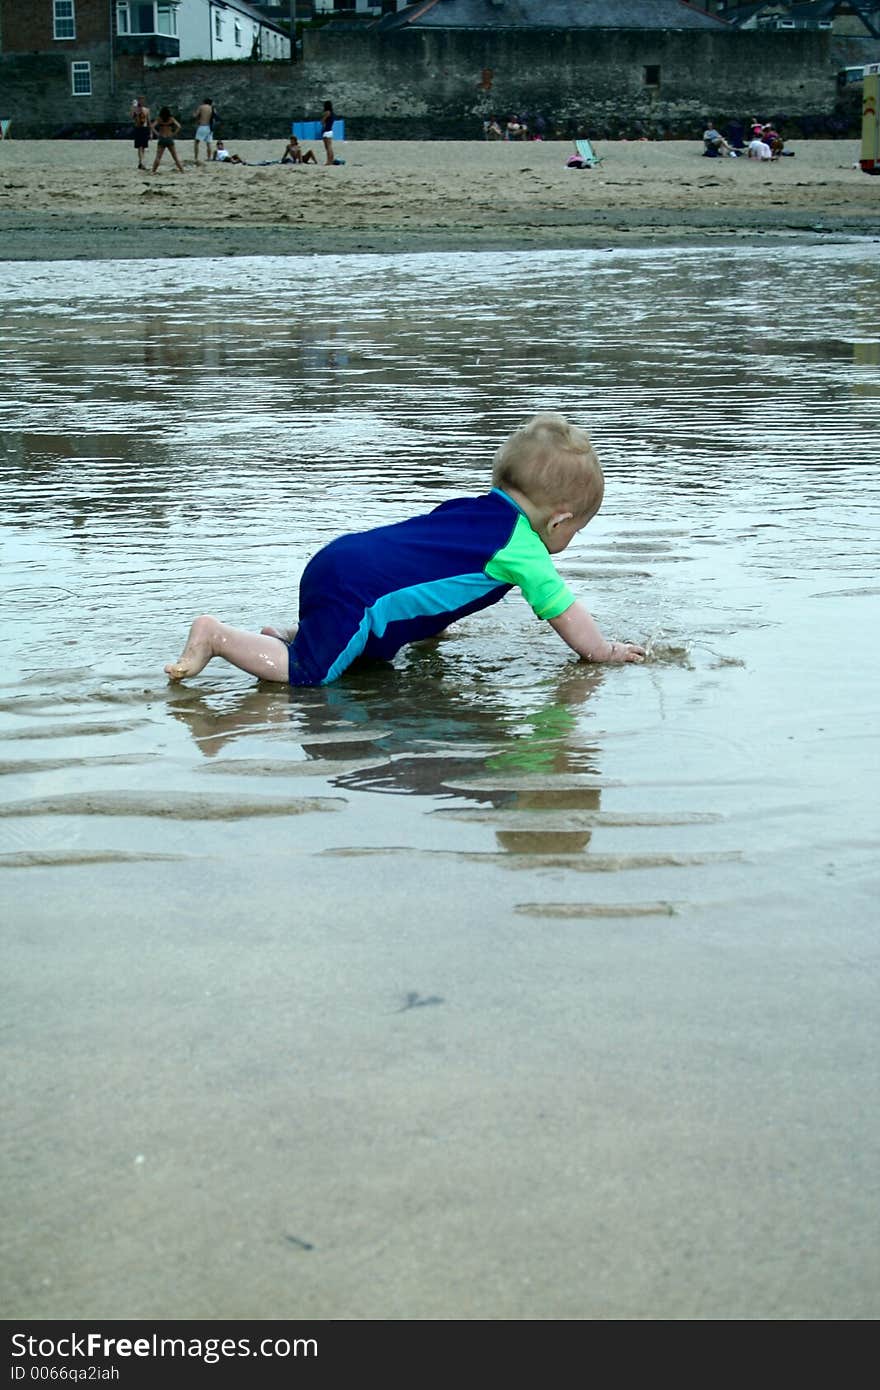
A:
2,244,879,1321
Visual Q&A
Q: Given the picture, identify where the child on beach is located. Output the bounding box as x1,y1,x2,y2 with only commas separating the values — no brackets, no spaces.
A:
164,414,646,686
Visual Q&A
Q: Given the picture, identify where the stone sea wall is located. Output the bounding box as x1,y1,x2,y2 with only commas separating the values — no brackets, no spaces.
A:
2,28,875,140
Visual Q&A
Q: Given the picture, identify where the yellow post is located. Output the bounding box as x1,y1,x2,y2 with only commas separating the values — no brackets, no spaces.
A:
861,63,880,174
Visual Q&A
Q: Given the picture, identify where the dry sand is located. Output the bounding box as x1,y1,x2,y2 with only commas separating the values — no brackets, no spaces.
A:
1,135,877,259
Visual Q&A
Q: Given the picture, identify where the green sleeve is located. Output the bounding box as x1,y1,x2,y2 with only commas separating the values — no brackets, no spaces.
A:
485,513,576,620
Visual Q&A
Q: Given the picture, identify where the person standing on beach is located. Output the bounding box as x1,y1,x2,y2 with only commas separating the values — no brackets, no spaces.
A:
151,107,186,174
193,97,216,163
321,101,336,166
131,95,151,171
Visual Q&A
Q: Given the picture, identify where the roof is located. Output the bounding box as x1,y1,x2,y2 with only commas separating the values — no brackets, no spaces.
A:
787,0,880,34
376,0,730,31
724,0,880,33
222,0,289,33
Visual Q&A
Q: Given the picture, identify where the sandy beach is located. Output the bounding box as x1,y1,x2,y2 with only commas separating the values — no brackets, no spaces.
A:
1,136,877,259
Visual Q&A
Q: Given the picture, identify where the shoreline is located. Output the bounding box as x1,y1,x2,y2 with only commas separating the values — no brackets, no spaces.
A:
2,212,878,262
1,138,877,261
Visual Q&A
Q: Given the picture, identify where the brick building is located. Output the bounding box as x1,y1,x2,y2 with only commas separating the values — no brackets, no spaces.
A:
0,1,290,132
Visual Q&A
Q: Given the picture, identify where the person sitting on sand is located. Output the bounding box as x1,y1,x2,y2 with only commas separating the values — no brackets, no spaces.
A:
748,133,773,161
164,413,646,687
703,122,734,157
212,141,246,164
761,123,784,159
150,108,185,174
281,135,317,165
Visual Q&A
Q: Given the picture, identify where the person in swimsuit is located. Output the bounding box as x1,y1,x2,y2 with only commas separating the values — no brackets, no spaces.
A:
151,107,185,174
281,135,317,165
193,97,216,163
131,95,151,170
163,414,646,686
321,101,336,166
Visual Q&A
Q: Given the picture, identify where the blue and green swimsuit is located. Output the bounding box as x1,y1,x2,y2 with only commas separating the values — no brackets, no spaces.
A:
287,487,576,685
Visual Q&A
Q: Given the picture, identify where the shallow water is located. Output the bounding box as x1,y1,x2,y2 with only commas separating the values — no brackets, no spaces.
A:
1,243,879,1320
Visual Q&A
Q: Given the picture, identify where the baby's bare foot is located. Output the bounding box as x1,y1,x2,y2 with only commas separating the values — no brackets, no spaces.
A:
164,615,218,680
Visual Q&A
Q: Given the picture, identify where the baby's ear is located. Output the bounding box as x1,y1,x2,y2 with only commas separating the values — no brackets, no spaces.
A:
547,510,574,533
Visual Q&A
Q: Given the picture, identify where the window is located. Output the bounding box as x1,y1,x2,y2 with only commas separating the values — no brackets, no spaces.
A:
157,3,178,36
117,3,178,36
71,61,91,96
128,2,144,31
132,3,155,34
643,65,661,87
54,1,75,40
214,12,223,41
235,20,242,46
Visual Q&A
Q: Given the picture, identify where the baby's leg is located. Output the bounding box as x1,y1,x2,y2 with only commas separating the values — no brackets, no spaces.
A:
165,615,289,682
260,622,298,643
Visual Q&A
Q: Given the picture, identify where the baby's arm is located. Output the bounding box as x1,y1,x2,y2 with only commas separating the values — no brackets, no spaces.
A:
549,601,645,664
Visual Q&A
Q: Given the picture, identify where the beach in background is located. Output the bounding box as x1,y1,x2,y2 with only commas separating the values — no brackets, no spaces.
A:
0,136,877,260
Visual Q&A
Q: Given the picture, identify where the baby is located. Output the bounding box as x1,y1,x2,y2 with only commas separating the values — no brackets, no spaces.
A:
164,413,645,685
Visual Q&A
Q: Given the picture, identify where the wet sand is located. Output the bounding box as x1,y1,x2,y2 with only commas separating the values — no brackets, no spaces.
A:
2,235,879,1322
0,136,877,259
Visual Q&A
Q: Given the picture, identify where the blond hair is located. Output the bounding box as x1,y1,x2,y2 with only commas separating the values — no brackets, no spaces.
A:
492,413,604,518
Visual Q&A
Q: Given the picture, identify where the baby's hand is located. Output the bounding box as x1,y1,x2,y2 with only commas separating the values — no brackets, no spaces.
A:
607,641,646,664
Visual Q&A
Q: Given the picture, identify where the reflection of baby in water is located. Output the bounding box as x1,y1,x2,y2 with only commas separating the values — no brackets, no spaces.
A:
164,413,645,686
166,654,607,856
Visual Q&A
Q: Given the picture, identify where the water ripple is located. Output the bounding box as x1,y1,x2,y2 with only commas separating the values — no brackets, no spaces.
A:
1,241,878,913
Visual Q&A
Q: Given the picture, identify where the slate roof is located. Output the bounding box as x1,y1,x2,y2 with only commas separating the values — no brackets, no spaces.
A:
376,0,729,31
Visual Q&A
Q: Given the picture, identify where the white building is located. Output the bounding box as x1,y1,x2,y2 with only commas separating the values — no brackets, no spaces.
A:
115,1,290,62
